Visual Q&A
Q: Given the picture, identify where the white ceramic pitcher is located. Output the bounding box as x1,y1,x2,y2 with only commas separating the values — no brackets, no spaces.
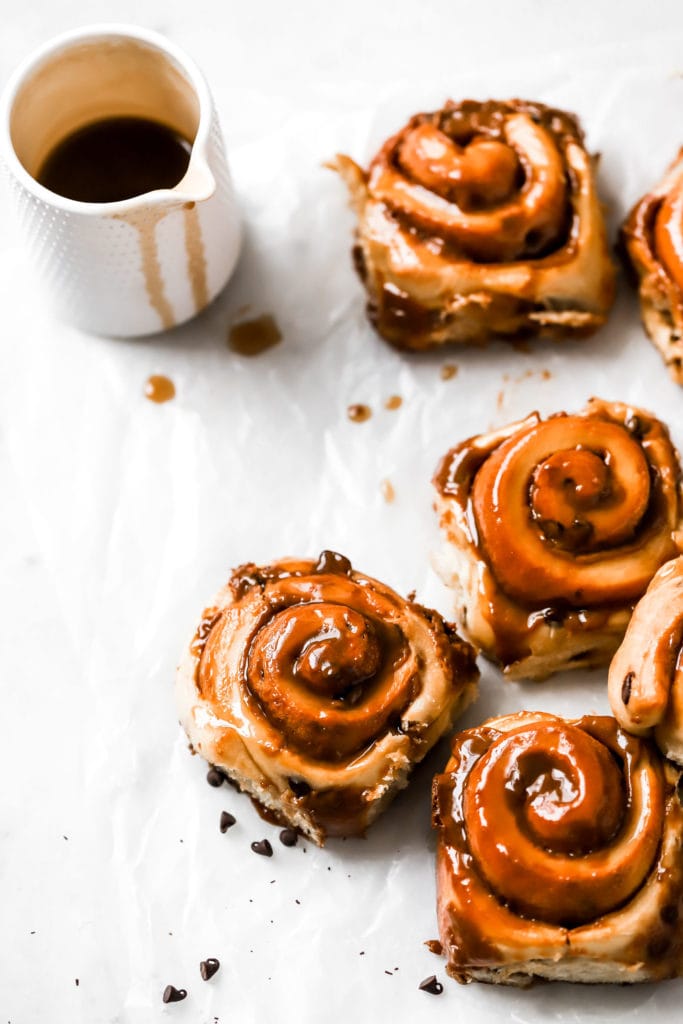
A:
0,24,242,336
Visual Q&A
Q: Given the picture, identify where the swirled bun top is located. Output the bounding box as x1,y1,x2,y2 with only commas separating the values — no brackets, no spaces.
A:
177,551,478,843
334,98,615,349
433,711,683,985
433,399,683,678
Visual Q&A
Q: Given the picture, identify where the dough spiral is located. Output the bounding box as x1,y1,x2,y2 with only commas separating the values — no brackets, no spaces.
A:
334,99,615,349
432,711,683,985
177,552,478,843
433,398,683,679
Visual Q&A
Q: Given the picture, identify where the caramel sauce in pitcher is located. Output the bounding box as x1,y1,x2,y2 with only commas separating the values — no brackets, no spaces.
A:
37,116,192,203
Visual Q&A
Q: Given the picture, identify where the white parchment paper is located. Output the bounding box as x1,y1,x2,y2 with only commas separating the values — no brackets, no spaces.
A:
2,38,683,1024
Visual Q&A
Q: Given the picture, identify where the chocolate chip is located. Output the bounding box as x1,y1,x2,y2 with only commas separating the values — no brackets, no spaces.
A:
344,684,364,706
539,518,565,541
251,839,273,857
661,904,678,926
279,828,298,847
220,811,236,833
288,778,311,798
207,767,225,788
542,607,563,628
565,518,594,550
626,415,644,438
622,672,634,706
314,550,352,575
162,985,187,1003
418,975,443,995
200,958,220,981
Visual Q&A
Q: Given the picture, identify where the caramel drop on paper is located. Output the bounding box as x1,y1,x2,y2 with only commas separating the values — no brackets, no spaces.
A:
145,375,176,403
348,403,372,423
229,315,282,356
381,479,396,503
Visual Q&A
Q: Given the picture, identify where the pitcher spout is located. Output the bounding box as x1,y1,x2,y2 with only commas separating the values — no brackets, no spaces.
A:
173,152,215,203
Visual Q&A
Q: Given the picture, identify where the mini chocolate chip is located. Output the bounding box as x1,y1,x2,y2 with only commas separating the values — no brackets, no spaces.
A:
220,811,236,833
542,607,563,627
314,550,352,575
200,958,220,981
622,672,634,706
251,839,273,857
344,684,364,706
626,415,644,438
419,975,443,995
207,767,225,788
162,985,187,1003
279,828,298,847
661,904,678,926
677,775,683,808
288,778,311,798
539,518,565,541
565,519,594,549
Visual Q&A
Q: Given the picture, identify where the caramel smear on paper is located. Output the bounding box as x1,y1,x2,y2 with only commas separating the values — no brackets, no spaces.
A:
381,479,396,503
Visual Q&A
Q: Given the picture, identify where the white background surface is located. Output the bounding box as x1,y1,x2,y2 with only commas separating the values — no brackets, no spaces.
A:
2,1,683,1021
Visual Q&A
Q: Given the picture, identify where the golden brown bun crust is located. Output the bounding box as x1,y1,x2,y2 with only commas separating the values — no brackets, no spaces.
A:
621,148,683,384
334,99,616,351
609,555,683,764
432,398,683,680
176,551,479,844
433,711,683,985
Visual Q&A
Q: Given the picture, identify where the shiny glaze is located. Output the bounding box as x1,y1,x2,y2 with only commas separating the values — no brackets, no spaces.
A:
654,182,683,294
433,713,669,972
609,555,683,761
437,401,681,613
373,99,578,265
620,149,683,384
197,553,478,765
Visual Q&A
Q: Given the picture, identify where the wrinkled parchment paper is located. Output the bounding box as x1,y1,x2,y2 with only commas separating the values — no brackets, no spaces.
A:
3,40,683,1024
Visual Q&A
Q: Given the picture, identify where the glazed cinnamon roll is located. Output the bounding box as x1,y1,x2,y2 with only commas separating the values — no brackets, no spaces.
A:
176,551,478,845
621,148,683,383
432,711,683,985
333,99,616,350
609,556,683,764
433,398,683,680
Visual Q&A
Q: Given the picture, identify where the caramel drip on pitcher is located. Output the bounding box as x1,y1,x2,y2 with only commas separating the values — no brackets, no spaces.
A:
115,208,175,330
183,202,209,312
